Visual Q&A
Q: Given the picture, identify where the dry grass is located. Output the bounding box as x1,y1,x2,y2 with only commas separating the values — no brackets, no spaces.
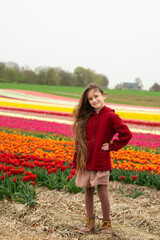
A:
0,182,160,240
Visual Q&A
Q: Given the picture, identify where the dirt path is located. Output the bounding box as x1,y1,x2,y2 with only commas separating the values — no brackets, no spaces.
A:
0,182,160,240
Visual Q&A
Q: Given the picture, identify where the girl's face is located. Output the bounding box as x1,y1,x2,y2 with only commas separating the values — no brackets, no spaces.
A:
87,89,106,113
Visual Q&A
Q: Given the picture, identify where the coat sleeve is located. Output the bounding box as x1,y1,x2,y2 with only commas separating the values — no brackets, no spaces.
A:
72,151,77,169
108,113,132,151
72,140,78,169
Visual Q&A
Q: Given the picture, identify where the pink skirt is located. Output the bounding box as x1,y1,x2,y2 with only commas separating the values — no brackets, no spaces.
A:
75,170,110,188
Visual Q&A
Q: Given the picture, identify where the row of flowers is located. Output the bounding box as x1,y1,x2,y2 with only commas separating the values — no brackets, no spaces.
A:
0,112,160,136
0,115,160,148
0,97,73,113
0,115,73,137
0,131,160,174
1,106,160,126
0,97,160,121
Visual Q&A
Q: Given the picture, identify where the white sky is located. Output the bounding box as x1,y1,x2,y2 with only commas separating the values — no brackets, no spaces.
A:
0,0,160,90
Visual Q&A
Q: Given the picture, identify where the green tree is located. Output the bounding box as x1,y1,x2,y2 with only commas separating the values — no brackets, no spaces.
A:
4,68,18,83
74,67,97,86
0,62,6,82
35,67,48,85
46,68,61,85
22,70,37,84
96,73,109,88
59,69,78,86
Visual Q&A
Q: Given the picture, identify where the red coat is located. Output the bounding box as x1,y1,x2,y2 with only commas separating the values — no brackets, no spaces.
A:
73,105,132,171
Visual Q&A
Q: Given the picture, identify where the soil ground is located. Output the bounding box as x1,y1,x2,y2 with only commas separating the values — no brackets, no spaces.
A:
0,182,160,240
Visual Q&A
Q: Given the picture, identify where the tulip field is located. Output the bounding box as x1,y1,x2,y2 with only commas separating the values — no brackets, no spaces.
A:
0,89,160,207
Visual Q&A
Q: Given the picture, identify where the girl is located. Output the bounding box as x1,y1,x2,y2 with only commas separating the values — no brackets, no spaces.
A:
72,83,132,234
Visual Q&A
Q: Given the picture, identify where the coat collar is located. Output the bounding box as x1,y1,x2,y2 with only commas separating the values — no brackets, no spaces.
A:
91,105,114,116
92,105,106,116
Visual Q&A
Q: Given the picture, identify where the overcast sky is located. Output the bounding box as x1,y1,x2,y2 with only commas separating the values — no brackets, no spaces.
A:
0,0,160,90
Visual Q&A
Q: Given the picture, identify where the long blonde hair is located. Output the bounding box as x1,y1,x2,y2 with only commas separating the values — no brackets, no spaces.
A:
72,83,104,170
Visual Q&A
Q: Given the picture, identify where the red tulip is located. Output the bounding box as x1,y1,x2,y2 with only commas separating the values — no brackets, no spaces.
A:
71,169,76,175
68,162,73,166
25,171,32,176
22,162,30,168
67,174,73,181
31,182,36,186
51,162,56,168
29,163,35,169
52,168,57,173
60,165,66,172
132,175,137,181
1,175,5,180
22,176,30,182
8,172,12,177
13,177,17,182
30,174,37,181
120,176,125,180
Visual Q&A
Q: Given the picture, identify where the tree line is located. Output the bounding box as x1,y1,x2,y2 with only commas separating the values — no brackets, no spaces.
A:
0,62,109,87
1,61,159,91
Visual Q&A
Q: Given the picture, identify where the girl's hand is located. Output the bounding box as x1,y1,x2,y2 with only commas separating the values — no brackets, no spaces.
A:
101,143,109,151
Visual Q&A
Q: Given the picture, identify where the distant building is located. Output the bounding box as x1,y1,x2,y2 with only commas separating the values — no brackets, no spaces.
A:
122,82,139,90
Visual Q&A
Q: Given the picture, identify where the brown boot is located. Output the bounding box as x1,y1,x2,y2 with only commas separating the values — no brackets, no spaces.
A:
101,220,112,234
80,216,95,233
